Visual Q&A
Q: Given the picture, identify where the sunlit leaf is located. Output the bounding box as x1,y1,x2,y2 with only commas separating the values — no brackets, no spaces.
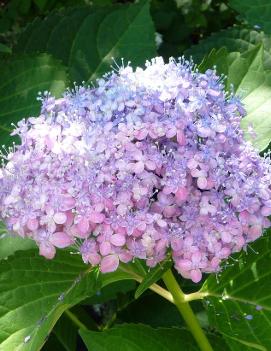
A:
185,26,271,69
0,250,135,351
15,1,156,83
199,45,271,151
0,54,67,146
202,234,271,350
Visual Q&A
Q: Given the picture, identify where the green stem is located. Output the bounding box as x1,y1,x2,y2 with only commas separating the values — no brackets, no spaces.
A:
64,309,88,331
185,291,209,302
162,269,213,351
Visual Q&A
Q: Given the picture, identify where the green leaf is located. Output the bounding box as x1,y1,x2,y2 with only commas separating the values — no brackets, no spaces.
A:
229,0,271,34
0,54,67,146
185,26,271,69
0,222,36,260
80,323,200,351
0,250,96,351
0,249,135,351
237,47,271,151
0,234,35,260
82,0,156,82
201,234,271,351
15,1,157,83
0,43,11,54
134,259,172,299
197,47,235,75
15,13,63,54
199,45,271,151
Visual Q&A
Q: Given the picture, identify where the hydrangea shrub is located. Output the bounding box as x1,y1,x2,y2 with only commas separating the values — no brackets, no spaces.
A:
0,1,271,351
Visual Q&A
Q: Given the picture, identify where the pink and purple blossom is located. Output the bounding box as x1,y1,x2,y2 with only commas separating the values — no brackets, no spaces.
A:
0,57,270,282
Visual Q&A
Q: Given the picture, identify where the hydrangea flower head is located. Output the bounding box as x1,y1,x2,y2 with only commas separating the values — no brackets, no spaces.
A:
1,57,270,283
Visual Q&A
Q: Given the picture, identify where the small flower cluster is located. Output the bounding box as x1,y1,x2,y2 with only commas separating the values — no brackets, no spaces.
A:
0,57,270,282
